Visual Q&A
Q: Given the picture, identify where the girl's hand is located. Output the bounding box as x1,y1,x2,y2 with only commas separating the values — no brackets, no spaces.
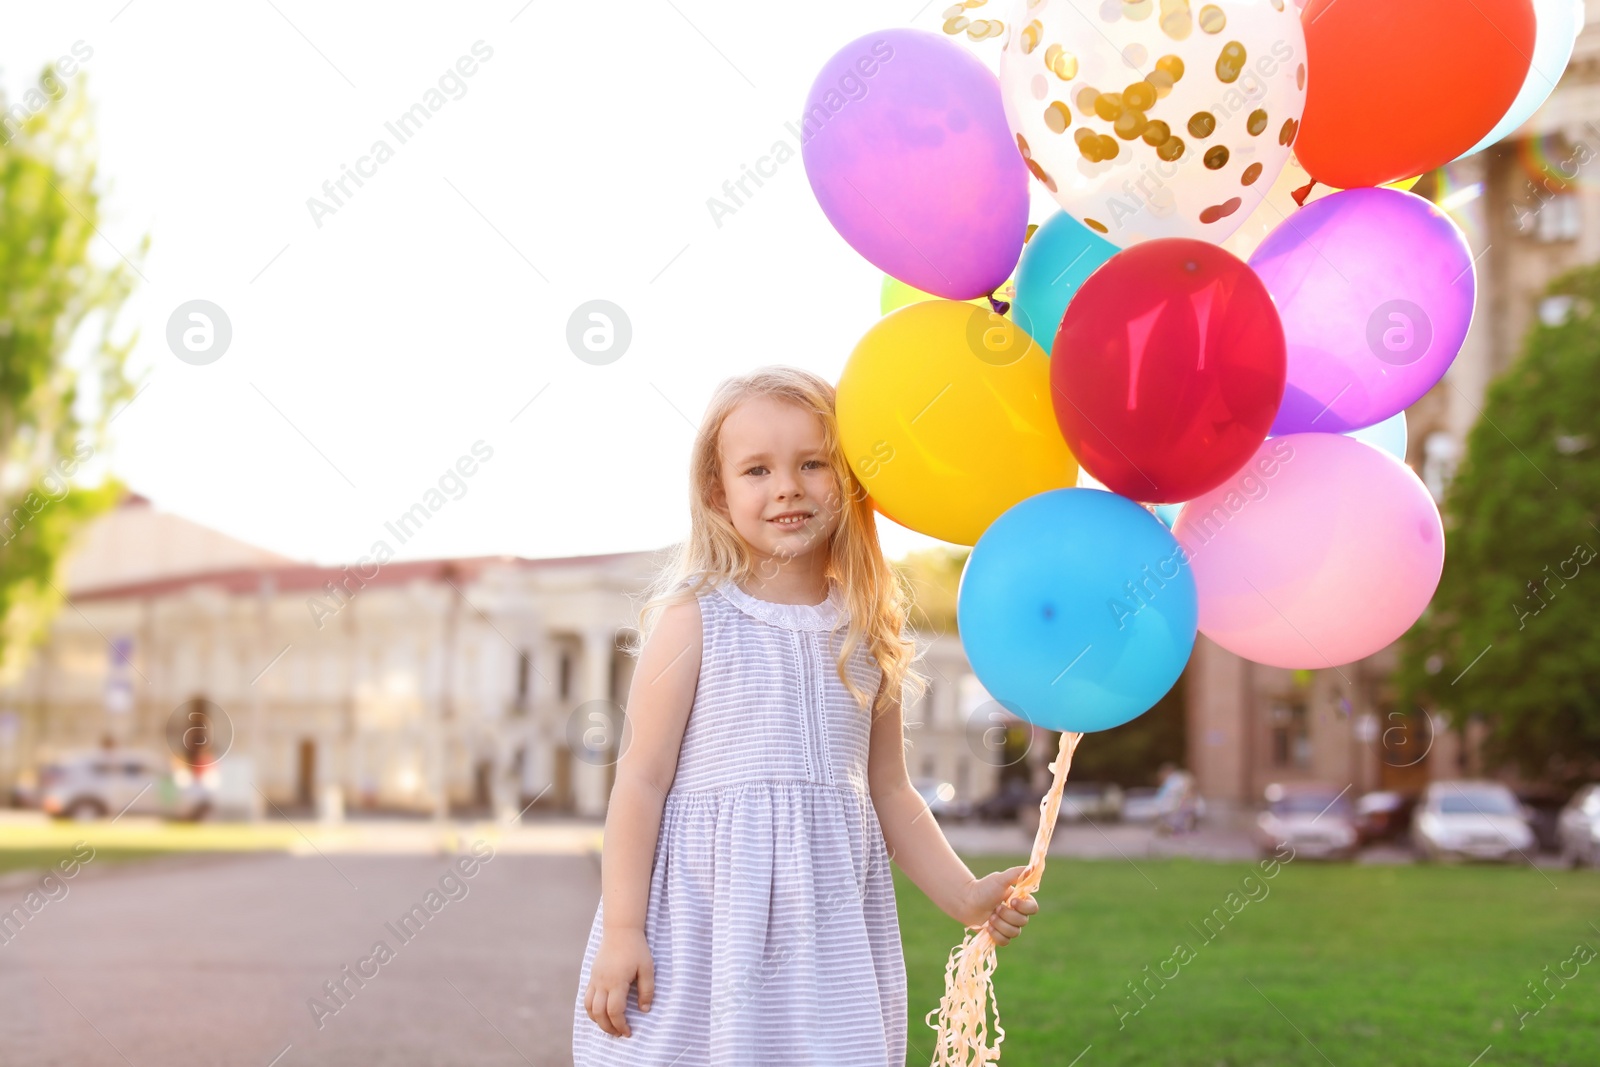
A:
957,864,1040,947
584,928,654,1037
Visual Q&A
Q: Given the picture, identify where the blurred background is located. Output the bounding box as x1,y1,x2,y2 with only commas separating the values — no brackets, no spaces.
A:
0,1,1596,1065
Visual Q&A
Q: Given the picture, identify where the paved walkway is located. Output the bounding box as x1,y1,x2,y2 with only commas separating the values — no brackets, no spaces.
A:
0,847,598,1067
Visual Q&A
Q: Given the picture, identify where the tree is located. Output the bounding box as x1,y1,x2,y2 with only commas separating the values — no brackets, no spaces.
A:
1396,263,1600,787
0,69,145,685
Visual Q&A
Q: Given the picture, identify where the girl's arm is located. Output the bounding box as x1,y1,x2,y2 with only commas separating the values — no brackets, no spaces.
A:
598,596,703,934
867,677,1012,929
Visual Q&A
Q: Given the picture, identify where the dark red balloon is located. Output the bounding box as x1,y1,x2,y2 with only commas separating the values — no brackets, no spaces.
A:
1051,239,1285,505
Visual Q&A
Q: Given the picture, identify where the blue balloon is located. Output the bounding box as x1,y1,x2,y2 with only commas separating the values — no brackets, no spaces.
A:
1012,212,1117,352
1152,502,1185,529
1345,410,1408,461
957,488,1197,733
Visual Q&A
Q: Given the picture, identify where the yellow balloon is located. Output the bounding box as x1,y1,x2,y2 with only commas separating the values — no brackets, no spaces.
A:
838,300,1077,546
1385,174,1422,191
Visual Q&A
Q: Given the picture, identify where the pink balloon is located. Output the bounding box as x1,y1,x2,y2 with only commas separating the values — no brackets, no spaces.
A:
1172,433,1444,669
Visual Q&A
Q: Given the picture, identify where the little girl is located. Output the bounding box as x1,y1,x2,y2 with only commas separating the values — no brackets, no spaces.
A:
573,366,1040,1066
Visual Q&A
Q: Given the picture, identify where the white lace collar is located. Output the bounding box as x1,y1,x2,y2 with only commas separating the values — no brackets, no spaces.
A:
714,577,845,632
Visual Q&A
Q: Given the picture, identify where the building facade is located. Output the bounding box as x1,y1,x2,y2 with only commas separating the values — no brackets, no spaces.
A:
0,495,1007,818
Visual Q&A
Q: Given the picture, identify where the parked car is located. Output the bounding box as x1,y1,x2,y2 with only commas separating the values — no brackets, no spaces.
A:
973,777,1041,823
1254,782,1359,860
1121,787,1162,824
1556,783,1600,868
1354,790,1418,845
32,749,215,821
1412,780,1536,863
1059,782,1124,822
912,777,970,822
1514,788,1566,853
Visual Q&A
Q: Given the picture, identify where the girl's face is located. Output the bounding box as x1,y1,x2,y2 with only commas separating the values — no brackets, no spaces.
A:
712,394,844,567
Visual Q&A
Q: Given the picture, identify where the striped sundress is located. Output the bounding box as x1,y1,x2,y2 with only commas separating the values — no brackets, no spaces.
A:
572,576,908,1066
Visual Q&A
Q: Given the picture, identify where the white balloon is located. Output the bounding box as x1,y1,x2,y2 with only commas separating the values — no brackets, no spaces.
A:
1000,0,1308,248
1457,0,1587,160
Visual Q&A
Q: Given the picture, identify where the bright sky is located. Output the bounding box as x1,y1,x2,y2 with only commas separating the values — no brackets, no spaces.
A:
5,0,1063,568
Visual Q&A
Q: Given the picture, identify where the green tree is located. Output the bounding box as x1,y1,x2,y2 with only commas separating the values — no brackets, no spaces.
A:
0,70,145,684
1396,263,1600,786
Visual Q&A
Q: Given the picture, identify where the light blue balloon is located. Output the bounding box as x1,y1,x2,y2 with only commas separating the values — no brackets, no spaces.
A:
1013,212,1117,353
1153,502,1185,529
1346,410,1408,461
1457,0,1586,160
957,488,1197,733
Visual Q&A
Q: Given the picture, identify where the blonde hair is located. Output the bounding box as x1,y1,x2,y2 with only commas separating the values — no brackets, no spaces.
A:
629,365,926,718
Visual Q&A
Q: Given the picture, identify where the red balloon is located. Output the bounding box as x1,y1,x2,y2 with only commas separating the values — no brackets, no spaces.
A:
1295,0,1535,188
1051,239,1285,505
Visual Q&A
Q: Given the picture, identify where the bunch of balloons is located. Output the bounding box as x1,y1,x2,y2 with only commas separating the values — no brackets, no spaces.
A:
803,0,1579,734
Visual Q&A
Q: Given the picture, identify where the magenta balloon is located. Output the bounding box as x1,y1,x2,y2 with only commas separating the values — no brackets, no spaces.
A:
1249,188,1475,434
800,29,1029,300
1172,433,1444,669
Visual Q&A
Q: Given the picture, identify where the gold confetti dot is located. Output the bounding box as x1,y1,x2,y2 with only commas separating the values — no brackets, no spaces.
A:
1094,92,1124,121
1045,101,1072,133
1199,197,1242,223
1045,44,1080,79
968,19,992,38
1270,0,1284,9
1216,41,1247,83
1159,0,1192,39
1142,119,1171,146
1247,109,1268,136
1097,134,1120,160
1085,218,1110,233
1147,70,1175,97
1156,54,1185,81
1115,109,1148,139
1297,63,1306,90
944,15,970,33
1123,81,1157,111
1188,111,1216,138
1124,0,1154,19
1199,4,1225,32
1022,19,1042,52
1157,136,1185,161
1241,162,1263,185
1203,145,1229,169
943,3,966,16
1077,129,1102,161
1279,117,1299,146
1076,87,1101,116
1074,127,1095,147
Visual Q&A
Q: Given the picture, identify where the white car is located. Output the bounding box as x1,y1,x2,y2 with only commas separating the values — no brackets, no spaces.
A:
1556,784,1600,868
1413,780,1535,863
1254,782,1359,860
32,749,216,821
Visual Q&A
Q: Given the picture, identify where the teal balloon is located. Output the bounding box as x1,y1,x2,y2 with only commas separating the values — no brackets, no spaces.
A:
1013,212,1117,351
1153,503,1185,529
957,488,1197,733
1346,410,1407,461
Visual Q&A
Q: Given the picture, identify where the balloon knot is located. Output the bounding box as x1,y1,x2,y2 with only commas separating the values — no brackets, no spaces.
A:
986,292,1011,316
1290,178,1319,208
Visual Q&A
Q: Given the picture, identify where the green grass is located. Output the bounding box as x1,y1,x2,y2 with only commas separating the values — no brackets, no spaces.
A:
0,848,168,877
897,857,1600,1067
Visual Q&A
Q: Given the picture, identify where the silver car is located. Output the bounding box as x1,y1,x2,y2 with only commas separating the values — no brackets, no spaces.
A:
35,749,215,821
1254,782,1359,860
1556,784,1600,868
1413,780,1535,863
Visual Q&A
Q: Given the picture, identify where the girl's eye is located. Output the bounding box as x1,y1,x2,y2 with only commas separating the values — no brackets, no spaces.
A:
804,459,828,470
745,466,767,476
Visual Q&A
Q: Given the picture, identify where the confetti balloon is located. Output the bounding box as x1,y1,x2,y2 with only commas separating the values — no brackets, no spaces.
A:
1249,188,1474,435
803,29,1029,300
1173,433,1444,668
998,0,1307,247
1295,0,1535,187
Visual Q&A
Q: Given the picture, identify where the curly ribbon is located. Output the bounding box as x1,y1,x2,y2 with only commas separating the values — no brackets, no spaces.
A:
925,729,1086,1065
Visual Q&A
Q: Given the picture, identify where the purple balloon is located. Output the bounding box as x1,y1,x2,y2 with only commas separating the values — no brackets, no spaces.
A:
801,29,1028,301
1249,188,1475,434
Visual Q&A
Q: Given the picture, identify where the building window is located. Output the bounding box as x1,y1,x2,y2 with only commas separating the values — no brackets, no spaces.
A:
1536,193,1582,243
514,650,531,714
1270,701,1311,769
559,650,572,701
